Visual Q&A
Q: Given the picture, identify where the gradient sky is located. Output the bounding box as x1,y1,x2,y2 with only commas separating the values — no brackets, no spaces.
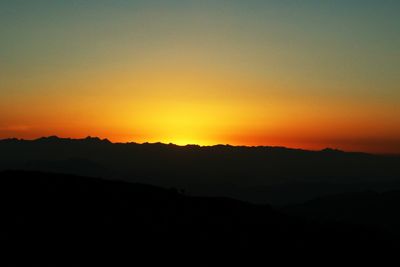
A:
1,0,399,153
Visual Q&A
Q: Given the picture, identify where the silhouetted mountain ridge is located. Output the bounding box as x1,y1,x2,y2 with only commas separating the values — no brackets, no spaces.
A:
0,136,356,152
1,136,399,205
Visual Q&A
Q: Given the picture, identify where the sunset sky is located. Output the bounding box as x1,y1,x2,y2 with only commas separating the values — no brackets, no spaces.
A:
1,0,399,153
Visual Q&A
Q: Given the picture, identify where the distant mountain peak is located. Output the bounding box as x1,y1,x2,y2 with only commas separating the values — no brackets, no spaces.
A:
84,136,111,144
36,136,62,142
34,136,111,144
321,148,344,153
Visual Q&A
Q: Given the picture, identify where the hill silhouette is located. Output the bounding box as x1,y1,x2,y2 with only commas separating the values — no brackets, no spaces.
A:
285,190,400,232
1,170,397,265
1,136,400,205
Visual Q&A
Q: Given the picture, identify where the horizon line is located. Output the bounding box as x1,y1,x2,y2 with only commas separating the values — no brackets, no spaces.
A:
1,135,393,156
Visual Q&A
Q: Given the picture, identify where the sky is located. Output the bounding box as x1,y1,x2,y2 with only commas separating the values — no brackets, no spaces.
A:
0,0,399,153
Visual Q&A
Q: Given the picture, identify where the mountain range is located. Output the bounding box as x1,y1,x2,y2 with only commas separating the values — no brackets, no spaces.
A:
1,136,400,205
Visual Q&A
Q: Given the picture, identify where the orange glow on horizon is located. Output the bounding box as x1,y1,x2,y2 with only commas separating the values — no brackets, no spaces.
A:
1,1,400,155
1,60,399,155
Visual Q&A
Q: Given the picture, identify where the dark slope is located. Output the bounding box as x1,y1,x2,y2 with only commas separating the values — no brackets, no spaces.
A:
1,136,400,205
285,190,400,233
0,171,397,266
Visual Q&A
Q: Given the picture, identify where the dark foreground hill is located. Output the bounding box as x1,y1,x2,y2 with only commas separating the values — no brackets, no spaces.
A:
0,170,398,266
1,136,400,205
285,190,400,233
